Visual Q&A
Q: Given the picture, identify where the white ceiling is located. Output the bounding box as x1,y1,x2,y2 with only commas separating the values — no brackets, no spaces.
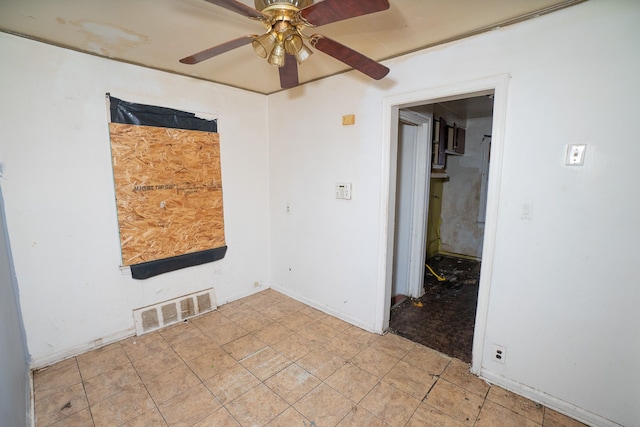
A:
0,0,584,95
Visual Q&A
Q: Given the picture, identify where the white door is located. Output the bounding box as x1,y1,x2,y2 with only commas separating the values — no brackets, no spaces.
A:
391,110,431,299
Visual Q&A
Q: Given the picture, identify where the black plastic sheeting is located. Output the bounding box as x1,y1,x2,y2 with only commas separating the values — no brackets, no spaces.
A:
108,94,224,280
131,247,227,280
109,95,217,132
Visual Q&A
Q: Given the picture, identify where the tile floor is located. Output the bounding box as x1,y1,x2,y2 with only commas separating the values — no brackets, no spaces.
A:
33,289,587,427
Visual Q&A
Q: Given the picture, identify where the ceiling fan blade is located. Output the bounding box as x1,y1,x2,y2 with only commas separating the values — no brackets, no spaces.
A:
300,0,389,27
180,36,253,64
203,0,266,20
279,55,299,89
313,36,389,80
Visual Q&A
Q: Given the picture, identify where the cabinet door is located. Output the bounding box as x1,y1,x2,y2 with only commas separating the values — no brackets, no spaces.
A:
447,125,455,151
455,126,465,154
433,118,447,167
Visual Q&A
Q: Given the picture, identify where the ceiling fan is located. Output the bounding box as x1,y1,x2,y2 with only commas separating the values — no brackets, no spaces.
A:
180,0,391,89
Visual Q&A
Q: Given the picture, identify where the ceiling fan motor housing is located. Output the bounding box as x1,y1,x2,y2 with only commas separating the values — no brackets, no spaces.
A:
254,0,313,12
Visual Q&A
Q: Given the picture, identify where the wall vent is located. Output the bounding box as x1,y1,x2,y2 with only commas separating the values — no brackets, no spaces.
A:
132,288,216,335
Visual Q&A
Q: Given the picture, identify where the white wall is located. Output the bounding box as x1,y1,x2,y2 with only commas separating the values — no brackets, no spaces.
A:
440,116,492,258
0,33,270,367
268,1,640,426
2,1,639,425
268,72,388,328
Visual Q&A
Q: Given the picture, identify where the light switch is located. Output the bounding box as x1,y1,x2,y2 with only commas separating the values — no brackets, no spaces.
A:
566,144,586,166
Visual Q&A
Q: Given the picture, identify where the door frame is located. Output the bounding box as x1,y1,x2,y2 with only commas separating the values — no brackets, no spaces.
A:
394,110,431,299
375,74,510,373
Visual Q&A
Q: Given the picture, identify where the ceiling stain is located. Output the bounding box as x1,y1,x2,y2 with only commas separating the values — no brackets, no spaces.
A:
69,20,149,57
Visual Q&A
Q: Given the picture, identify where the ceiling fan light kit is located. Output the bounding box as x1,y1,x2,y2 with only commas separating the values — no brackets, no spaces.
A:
254,4,313,67
181,0,391,88
293,43,313,64
252,32,277,58
268,42,286,67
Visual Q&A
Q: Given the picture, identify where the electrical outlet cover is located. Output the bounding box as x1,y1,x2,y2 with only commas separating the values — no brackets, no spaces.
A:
492,344,506,364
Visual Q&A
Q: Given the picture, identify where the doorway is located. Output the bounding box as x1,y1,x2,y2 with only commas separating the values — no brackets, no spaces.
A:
377,75,509,372
390,96,493,362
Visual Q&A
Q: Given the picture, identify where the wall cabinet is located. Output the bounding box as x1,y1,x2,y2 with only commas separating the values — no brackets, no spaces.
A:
432,117,465,173
447,125,465,156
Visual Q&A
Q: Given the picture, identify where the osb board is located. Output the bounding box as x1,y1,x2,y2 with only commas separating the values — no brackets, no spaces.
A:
109,123,225,265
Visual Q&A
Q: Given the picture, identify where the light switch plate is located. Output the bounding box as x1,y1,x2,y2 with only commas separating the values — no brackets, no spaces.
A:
566,144,586,166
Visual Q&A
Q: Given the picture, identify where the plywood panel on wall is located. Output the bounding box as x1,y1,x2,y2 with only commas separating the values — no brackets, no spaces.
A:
109,123,225,265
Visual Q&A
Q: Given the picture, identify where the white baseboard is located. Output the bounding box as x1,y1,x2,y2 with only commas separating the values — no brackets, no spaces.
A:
30,327,135,370
215,285,269,306
270,284,378,334
29,285,269,370
480,369,622,427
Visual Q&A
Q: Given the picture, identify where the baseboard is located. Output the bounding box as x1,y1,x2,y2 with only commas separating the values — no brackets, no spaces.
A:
30,327,135,370
270,284,378,334
480,369,622,427
215,285,269,306
29,285,271,370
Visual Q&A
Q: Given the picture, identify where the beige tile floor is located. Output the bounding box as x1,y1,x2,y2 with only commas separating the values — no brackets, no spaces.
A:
33,289,587,427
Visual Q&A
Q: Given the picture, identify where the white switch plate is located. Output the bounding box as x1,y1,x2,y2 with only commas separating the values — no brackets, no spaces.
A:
336,183,352,200
566,144,586,166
